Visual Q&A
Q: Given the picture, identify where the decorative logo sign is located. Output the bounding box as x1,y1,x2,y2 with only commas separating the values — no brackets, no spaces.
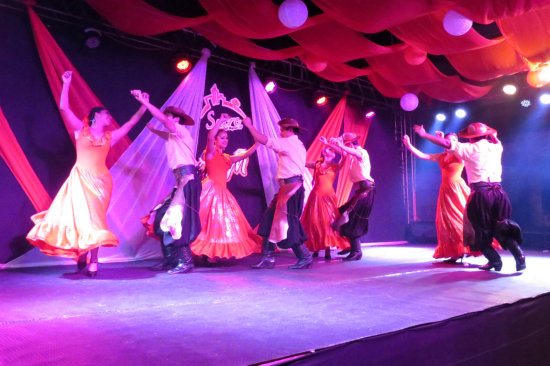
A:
200,84,252,181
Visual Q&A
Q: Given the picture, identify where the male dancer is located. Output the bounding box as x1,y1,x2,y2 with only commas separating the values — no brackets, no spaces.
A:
242,117,312,269
321,133,375,260
414,122,525,272
132,90,201,274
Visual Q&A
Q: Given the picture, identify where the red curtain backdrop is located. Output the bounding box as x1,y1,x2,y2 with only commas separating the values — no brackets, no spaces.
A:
28,6,129,168
0,106,51,211
83,0,550,103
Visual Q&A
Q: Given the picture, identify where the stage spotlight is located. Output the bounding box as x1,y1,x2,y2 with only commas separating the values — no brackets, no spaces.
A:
435,113,447,122
313,90,328,106
520,99,531,108
540,93,550,105
175,58,192,73
264,80,277,94
502,84,517,95
455,108,467,118
84,28,101,49
365,110,375,118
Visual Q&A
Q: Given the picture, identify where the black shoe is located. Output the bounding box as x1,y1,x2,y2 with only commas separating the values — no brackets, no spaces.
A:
167,259,194,274
251,256,275,269
479,261,503,271
515,256,526,271
86,262,98,278
77,254,87,272
149,260,176,271
288,258,313,269
312,251,319,258
289,244,313,269
443,255,463,264
343,251,362,261
324,250,331,261
337,249,351,255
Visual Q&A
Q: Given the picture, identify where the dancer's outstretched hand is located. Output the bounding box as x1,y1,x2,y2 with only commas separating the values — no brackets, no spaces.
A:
319,136,328,144
62,71,72,84
402,134,411,146
413,124,426,137
131,89,148,104
146,122,154,131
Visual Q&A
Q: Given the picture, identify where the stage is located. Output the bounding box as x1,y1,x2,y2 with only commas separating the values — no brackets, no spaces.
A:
1,243,549,366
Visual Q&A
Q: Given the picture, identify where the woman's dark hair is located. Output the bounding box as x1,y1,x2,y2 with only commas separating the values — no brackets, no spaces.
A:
88,106,107,125
444,132,457,139
284,126,300,135
215,129,228,139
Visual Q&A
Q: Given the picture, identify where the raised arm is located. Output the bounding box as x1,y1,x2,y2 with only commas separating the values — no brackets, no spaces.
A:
413,125,451,149
242,117,268,145
230,142,259,163
402,135,439,161
110,93,148,146
146,122,169,140
131,90,177,133
59,71,85,136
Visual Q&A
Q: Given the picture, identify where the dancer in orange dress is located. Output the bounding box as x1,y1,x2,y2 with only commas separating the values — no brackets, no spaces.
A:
190,115,261,259
301,147,349,260
403,132,498,263
26,71,147,277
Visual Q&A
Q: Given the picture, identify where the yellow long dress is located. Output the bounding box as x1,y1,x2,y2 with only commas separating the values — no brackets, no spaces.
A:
26,127,118,258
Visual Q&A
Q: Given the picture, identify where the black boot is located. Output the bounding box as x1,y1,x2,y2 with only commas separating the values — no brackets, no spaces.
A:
251,240,275,269
508,241,526,271
289,244,313,269
480,247,503,271
149,244,177,271
168,246,194,274
344,239,362,261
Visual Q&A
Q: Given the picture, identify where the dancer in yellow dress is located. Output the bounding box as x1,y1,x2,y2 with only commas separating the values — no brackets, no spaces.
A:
191,115,261,259
27,71,147,276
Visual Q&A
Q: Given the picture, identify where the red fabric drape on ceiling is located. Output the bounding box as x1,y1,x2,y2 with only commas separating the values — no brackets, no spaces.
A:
85,0,212,36
446,37,529,81
0,106,51,211
452,0,550,24
498,5,550,64
420,76,493,103
311,0,440,34
389,9,500,55
28,7,129,168
335,105,371,207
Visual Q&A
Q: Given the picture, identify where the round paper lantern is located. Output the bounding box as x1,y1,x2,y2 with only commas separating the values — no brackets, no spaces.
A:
278,0,308,29
400,93,419,111
302,53,327,73
403,46,427,66
443,10,473,36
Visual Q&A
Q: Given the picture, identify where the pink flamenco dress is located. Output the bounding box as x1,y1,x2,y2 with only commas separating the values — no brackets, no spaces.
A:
26,126,118,259
301,162,350,252
190,150,261,259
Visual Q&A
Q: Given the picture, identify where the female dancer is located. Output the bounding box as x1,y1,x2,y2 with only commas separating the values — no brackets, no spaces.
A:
190,115,262,259
403,132,473,262
27,71,147,276
301,147,350,260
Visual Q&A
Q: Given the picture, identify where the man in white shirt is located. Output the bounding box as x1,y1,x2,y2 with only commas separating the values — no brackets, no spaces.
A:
414,122,525,272
132,90,202,274
242,117,312,269
322,132,375,261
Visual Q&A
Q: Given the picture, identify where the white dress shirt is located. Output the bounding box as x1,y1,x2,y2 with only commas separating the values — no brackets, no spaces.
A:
347,146,374,183
165,123,197,169
265,134,306,179
448,139,502,183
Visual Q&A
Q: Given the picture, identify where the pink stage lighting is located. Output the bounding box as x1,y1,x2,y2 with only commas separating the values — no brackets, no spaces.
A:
365,111,375,118
265,80,277,93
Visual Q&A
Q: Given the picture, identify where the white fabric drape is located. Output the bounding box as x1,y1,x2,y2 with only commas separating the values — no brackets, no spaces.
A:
247,63,312,206
5,49,210,268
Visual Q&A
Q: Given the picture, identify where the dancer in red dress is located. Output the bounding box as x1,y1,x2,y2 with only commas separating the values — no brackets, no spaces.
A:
191,115,261,259
301,147,349,260
27,71,147,277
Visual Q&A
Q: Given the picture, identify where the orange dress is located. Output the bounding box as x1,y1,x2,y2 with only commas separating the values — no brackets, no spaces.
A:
190,150,261,258
27,127,118,258
301,162,350,252
433,153,472,258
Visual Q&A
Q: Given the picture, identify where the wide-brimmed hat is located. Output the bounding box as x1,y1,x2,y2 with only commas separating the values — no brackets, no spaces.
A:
164,106,194,125
278,118,301,130
342,132,360,144
458,122,497,139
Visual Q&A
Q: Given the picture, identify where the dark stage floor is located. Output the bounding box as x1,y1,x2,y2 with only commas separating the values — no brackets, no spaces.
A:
1,243,549,366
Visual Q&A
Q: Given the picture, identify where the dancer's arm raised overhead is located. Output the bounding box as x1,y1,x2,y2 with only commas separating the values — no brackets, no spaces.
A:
131,89,190,136
319,136,362,159
110,93,148,146
146,122,169,140
59,71,85,138
413,125,451,149
402,134,441,162
241,117,268,145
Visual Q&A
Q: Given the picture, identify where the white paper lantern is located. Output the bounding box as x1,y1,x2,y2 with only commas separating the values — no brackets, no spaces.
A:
400,93,419,111
443,10,473,36
278,0,308,29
